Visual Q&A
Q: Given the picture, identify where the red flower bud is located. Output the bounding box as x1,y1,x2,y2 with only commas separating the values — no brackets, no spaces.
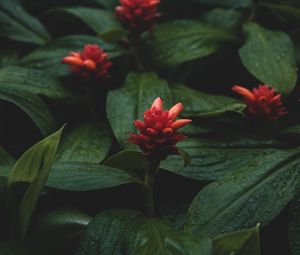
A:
115,0,161,32
128,97,192,160
62,44,112,79
232,84,287,120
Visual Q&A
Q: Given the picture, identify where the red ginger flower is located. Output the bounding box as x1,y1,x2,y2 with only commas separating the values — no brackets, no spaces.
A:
128,97,192,160
115,0,160,32
232,85,287,120
62,44,112,79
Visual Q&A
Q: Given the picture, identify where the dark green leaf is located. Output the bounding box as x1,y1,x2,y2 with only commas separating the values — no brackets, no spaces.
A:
106,72,172,148
171,84,245,117
47,161,143,191
0,89,57,136
76,209,213,255
0,48,19,68
20,35,125,77
262,3,300,24
142,20,236,66
185,149,300,237
7,126,64,240
193,0,252,8
202,8,243,32
213,225,260,255
289,193,300,255
0,67,75,99
48,7,127,41
29,208,91,254
239,22,297,94
0,0,50,44
56,122,113,164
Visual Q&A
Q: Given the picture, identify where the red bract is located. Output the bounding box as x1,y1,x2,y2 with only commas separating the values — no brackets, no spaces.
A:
62,44,112,79
115,0,160,32
128,97,192,160
232,85,287,120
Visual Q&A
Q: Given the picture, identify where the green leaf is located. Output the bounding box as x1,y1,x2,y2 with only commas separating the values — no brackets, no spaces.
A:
185,149,300,237
20,35,125,77
213,225,260,255
29,208,91,255
239,22,297,94
0,67,75,100
193,0,252,8
0,0,50,44
171,84,245,117
7,126,64,240
47,161,143,191
0,48,19,68
48,7,127,41
160,134,281,181
202,8,243,32
0,241,31,255
289,193,300,255
56,122,113,164
0,89,57,136
262,3,300,24
76,209,213,255
104,150,148,177
142,20,236,66
106,72,172,148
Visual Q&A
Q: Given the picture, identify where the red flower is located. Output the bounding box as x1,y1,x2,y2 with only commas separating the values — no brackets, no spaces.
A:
62,44,112,79
128,97,192,160
115,0,160,32
232,85,287,120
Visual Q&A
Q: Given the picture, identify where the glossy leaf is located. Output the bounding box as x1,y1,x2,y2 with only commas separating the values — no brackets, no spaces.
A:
76,209,213,255
48,7,127,41
56,122,113,163
0,67,75,99
171,84,245,117
0,0,50,44
239,22,297,94
142,20,236,66
0,89,57,136
289,193,300,255
106,72,172,148
7,126,64,240
185,149,300,237
47,161,143,191
29,208,91,254
213,225,260,255
20,35,125,76
193,0,252,8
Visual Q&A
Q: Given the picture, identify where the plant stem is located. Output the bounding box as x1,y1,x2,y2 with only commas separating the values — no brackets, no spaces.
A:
129,34,145,72
143,159,160,217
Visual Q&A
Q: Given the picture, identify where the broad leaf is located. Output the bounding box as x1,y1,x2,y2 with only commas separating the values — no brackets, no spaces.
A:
0,67,75,100
0,0,50,44
7,126,64,240
47,161,143,191
76,209,213,255
213,225,260,255
20,35,125,77
239,22,297,94
193,0,252,8
0,89,57,136
289,193,300,255
0,48,19,68
106,72,172,148
29,208,91,255
48,7,127,41
142,20,236,66
56,122,113,163
171,84,245,117
185,149,300,237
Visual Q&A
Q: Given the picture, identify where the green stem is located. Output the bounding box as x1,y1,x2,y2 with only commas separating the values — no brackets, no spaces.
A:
129,34,145,72
143,159,160,217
